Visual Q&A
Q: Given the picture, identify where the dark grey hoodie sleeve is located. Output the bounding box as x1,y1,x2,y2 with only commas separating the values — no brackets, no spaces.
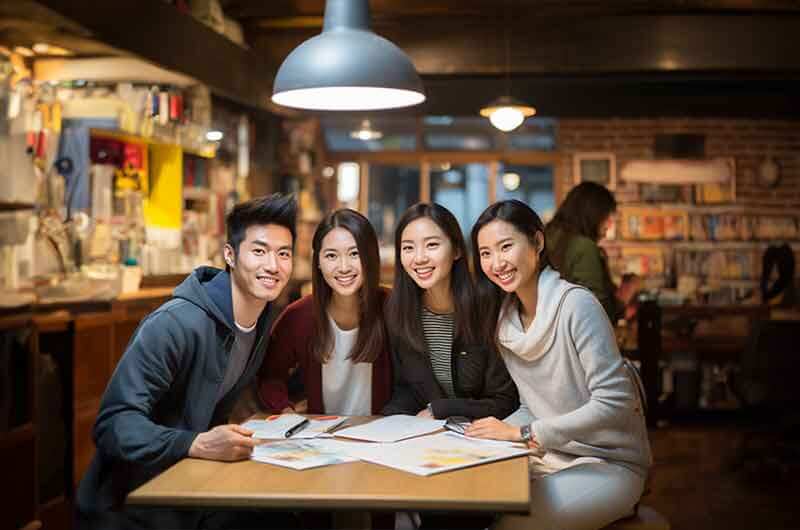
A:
92,310,199,468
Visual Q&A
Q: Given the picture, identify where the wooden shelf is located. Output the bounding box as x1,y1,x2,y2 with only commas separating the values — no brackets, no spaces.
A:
183,186,212,200
90,128,216,158
0,423,35,449
604,240,800,249
619,202,800,216
183,147,215,159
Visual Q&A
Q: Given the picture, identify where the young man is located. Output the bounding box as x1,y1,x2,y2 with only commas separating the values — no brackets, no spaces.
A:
76,194,298,530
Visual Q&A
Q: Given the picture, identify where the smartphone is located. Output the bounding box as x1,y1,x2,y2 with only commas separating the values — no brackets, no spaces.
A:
443,416,471,435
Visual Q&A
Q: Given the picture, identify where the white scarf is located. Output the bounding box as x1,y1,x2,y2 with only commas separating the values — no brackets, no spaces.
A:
497,267,584,362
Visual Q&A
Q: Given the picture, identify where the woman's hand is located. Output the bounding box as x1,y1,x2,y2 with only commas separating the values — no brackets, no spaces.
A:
464,417,521,442
417,407,433,418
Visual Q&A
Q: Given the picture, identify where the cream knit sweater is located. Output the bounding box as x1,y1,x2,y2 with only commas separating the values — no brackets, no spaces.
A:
498,267,652,477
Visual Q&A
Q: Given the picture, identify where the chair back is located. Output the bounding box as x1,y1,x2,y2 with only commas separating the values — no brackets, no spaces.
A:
738,319,800,410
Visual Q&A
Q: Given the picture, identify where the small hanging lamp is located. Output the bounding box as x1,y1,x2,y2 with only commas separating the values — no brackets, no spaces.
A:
272,0,425,111
350,119,383,141
480,96,536,132
480,4,535,132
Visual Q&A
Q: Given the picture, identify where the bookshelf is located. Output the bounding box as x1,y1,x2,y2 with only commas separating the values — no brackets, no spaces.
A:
602,179,799,305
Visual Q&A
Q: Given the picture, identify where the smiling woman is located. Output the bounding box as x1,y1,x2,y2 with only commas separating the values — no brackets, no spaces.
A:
468,200,652,530
256,209,393,417
382,203,518,421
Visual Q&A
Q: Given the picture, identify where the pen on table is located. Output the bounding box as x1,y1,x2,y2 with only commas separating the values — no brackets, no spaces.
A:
285,418,310,438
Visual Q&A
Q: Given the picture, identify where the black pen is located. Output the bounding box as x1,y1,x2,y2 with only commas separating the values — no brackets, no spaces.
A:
285,418,310,438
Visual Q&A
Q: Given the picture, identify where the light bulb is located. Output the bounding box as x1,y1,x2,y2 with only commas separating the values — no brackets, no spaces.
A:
502,172,521,191
350,120,383,141
489,107,525,132
273,87,424,111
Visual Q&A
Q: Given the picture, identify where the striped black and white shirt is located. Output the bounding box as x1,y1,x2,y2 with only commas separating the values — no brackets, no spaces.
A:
421,307,456,399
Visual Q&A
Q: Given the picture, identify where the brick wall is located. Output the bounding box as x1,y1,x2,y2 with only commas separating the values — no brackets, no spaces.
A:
556,118,800,293
557,118,800,208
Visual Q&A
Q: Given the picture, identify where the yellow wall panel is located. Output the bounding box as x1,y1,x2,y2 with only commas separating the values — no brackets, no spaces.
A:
144,144,182,229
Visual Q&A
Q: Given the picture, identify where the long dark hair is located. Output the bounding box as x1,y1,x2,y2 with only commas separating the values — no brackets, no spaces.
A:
310,209,385,363
385,203,479,354
547,182,616,274
471,200,550,347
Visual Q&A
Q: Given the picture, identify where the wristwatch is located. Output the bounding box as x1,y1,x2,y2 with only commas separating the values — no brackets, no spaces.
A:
520,424,533,443
426,402,433,416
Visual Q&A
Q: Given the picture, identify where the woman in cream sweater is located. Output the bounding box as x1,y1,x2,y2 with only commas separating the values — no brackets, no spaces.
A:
466,199,651,530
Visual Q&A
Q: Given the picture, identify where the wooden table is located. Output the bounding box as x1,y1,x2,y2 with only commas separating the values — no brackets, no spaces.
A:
127,420,531,515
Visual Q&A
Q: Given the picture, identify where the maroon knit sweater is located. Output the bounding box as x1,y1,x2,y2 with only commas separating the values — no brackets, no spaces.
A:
256,293,393,415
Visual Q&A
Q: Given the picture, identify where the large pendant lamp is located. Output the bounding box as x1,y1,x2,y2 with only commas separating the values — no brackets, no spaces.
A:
271,0,426,111
479,4,535,132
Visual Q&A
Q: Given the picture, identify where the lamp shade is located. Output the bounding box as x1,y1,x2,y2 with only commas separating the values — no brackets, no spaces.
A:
272,0,425,111
480,96,536,132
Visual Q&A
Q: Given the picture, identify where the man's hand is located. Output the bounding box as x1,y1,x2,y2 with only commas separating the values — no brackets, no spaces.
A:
189,424,258,461
465,417,522,442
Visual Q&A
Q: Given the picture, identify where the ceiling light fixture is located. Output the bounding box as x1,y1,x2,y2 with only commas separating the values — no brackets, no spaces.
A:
502,172,521,191
350,119,383,141
479,3,535,132
272,0,425,111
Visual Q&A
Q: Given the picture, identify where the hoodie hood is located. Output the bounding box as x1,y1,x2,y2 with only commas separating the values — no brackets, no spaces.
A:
498,266,584,362
172,266,235,330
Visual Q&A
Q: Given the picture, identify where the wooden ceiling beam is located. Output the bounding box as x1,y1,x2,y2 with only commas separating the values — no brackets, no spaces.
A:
251,14,800,76
223,0,800,20
32,0,275,110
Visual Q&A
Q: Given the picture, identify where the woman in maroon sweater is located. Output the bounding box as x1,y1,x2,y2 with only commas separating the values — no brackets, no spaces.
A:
257,208,392,415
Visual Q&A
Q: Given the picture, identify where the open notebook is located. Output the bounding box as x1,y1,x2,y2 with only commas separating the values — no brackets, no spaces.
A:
241,414,347,440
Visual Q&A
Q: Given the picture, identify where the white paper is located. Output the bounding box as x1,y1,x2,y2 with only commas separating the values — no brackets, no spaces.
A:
241,414,308,439
288,416,347,439
251,439,358,470
333,415,445,443
343,432,531,476
242,415,347,440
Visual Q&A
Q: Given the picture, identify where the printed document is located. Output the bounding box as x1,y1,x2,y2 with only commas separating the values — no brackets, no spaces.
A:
251,439,358,470
339,431,531,476
333,415,445,443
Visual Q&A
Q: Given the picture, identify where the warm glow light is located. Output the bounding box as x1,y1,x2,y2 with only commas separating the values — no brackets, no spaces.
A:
13,46,34,57
350,120,383,141
206,130,223,141
33,43,73,56
480,97,536,132
272,86,425,111
502,172,521,191
337,162,360,203
489,107,525,132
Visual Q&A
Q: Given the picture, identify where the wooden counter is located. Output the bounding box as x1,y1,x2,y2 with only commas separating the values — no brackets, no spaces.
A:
19,286,175,530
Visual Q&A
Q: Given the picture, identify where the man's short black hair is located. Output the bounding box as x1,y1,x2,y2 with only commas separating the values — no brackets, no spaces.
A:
226,193,297,257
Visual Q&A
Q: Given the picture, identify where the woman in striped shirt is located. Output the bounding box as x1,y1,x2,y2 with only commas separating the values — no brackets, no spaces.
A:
381,203,518,420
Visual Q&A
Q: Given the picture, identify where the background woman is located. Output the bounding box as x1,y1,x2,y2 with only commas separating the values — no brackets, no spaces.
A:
382,202,518,420
468,199,651,530
257,208,392,416
546,182,639,322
